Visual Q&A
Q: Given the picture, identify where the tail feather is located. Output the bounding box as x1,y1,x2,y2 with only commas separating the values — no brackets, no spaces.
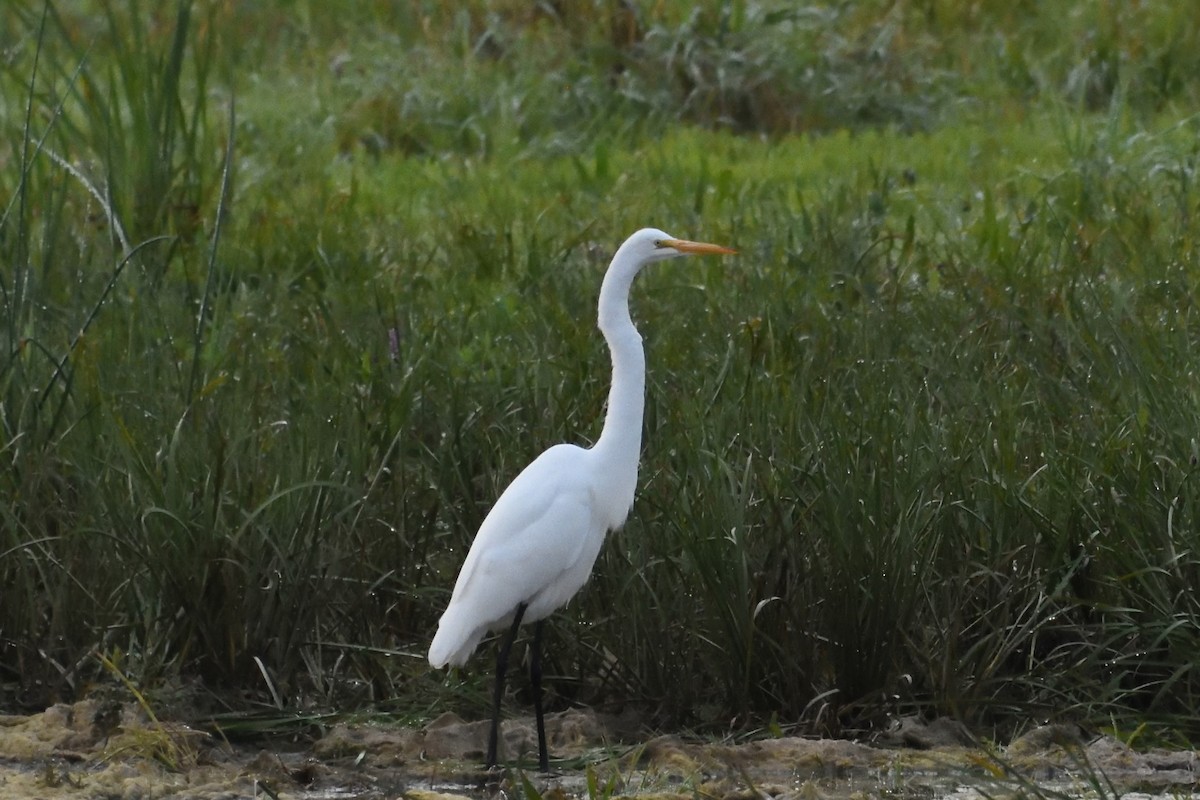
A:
428,606,486,668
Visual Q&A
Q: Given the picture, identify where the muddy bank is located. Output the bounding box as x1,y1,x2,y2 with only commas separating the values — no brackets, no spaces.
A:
1,700,1197,799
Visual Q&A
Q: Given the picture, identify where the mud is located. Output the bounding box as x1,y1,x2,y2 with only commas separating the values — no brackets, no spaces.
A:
1,700,1197,799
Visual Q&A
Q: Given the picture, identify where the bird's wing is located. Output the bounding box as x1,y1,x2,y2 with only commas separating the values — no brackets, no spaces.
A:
429,446,600,666
453,446,597,612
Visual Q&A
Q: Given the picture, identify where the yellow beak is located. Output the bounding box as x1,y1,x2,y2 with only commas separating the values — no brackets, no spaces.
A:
662,238,737,256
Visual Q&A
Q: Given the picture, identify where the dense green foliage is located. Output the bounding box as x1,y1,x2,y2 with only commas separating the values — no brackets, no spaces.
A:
2,0,1199,742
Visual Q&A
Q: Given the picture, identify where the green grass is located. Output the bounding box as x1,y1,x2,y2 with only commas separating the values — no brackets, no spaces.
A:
2,0,1200,745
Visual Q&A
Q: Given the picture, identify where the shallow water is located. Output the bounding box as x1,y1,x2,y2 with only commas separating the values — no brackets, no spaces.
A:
1,701,1197,800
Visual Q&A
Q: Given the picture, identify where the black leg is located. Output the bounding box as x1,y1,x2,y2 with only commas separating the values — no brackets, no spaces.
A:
487,603,527,769
531,620,548,771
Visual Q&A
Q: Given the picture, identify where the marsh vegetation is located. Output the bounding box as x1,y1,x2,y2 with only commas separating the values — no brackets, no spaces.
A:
2,0,1200,748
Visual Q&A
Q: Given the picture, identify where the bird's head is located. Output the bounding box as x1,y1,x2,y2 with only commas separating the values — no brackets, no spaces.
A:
622,227,737,265
598,227,737,333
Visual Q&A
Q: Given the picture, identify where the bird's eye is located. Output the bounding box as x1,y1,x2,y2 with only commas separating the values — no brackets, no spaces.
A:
653,240,667,248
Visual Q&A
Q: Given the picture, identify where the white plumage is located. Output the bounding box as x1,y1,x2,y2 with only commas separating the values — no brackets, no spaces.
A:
426,228,735,769
428,443,611,667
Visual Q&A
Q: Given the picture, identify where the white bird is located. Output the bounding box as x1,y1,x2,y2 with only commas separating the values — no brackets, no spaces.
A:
428,228,736,770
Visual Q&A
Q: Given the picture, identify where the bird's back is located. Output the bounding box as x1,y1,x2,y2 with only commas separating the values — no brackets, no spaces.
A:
428,444,611,668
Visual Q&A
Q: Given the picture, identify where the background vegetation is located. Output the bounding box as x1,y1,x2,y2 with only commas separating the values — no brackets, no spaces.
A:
2,0,1199,745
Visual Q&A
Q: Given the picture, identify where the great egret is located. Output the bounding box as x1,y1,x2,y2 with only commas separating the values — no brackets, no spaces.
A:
428,228,736,770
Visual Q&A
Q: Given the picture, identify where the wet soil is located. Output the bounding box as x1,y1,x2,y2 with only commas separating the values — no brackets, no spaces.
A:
1,700,1197,799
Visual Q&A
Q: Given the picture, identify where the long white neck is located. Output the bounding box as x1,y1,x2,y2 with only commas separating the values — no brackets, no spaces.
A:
592,246,647,479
